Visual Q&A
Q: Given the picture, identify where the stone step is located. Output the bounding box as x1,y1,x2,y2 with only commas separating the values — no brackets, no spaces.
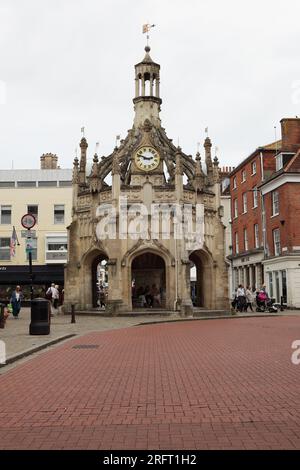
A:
193,309,229,317
71,308,174,317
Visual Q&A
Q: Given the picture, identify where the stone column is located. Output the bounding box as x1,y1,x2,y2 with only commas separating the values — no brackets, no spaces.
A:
135,78,139,97
234,268,238,289
255,263,261,289
249,265,254,288
150,75,153,96
180,259,194,317
243,266,247,286
155,78,160,98
106,259,123,315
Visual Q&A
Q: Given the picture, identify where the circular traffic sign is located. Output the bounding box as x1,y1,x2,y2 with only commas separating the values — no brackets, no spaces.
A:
21,213,36,229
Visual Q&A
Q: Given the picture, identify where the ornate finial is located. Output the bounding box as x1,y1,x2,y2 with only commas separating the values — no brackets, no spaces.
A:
145,45,151,53
90,153,99,178
112,150,120,175
195,152,202,177
175,148,183,176
72,156,79,184
80,137,88,149
213,156,219,166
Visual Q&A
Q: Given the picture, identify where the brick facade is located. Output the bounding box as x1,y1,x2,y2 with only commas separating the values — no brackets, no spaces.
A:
229,117,300,307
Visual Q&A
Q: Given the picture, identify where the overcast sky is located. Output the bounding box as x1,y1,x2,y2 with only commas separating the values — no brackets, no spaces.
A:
0,0,299,170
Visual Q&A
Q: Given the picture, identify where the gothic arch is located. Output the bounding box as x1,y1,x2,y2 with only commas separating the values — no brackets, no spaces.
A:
189,247,214,309
121,239,175,268
81,246,109,308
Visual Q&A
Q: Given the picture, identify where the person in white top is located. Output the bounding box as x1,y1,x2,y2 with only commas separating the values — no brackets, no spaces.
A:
236,284,246,312
46,283,59,315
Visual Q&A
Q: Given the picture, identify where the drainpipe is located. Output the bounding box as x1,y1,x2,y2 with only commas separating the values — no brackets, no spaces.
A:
260,151,264,182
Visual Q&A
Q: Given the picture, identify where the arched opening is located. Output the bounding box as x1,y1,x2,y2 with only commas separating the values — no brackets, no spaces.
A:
91,254,108,308
189,250,213,308
131,252,166,309
144,72,151,96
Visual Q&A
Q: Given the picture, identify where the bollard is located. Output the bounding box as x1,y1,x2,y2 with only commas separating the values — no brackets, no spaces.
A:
30,298,50,335
71,304,76,323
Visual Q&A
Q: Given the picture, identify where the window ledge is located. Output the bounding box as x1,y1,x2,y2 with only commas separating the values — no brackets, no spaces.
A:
271,213,279,218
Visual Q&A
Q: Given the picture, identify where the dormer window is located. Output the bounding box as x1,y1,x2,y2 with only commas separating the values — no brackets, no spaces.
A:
276,154,283,171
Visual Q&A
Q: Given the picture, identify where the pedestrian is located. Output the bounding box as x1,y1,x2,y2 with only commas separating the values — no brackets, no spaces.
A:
144,285,152,307
245,285,254,312
10,285,23,319
99,286,106,309
236,284,246,312
151,284,161,307
231,288,238,312
46,283,59,316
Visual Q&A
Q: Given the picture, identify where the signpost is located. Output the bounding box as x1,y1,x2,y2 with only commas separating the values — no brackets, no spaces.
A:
21,214,36,301
21,230,36,238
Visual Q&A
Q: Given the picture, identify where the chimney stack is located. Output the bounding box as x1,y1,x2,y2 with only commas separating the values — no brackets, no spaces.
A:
40,153,58,169
280,118,300,153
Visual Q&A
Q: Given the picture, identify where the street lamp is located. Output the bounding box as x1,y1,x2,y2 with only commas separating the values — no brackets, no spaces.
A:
21,213,36,301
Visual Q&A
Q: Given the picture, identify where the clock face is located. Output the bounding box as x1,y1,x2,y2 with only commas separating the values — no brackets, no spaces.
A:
134,146,160,172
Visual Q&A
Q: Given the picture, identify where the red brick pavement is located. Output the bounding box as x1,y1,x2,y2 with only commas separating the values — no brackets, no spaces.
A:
0,316,300,450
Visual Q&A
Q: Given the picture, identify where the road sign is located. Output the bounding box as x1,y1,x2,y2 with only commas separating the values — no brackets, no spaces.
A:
21,213,36,229
25,240,33,253
21,230,36,238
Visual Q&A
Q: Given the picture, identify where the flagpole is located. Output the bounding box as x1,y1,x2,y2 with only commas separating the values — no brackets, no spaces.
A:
14,226,20,246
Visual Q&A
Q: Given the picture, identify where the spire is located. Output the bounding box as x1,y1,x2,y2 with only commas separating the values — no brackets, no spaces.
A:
175,147,183,175
195,151,202,176
89,153,101,193
133,45,162,128
79,136,88,185
72,156,79,184
112,148,120,175
142,45,154,63
213,155,220,183
204,135,213,181
90,153,99,177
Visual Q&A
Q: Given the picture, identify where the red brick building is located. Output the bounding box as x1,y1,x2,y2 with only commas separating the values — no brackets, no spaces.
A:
228,141,278,292
229,117,300,307
261,118,300,307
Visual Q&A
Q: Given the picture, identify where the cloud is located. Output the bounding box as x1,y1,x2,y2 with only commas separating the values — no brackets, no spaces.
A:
0,0,299,169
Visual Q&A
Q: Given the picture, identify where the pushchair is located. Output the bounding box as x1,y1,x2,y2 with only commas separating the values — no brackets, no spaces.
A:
256,292,278,313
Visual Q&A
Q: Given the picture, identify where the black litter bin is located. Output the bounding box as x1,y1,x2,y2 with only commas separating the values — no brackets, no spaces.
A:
29,298,51,335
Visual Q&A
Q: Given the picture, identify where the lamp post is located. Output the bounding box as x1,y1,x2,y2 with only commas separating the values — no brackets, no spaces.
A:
21,214,36,301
